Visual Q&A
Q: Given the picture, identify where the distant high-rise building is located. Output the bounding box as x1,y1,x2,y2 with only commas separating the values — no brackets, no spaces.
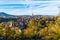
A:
57,6,60,16
32,13,34,16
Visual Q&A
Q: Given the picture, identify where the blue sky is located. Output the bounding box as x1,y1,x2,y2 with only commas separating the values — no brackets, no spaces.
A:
0,0,60,15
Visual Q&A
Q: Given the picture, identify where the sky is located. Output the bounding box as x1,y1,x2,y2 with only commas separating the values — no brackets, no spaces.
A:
0,0,60,15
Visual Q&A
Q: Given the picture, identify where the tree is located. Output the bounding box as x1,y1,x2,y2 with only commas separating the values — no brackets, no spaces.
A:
14,28,22,40
0,23,3,36
24,20,41,38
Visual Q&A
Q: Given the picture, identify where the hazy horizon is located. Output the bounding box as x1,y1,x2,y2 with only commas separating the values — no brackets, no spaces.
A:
0,0,60,15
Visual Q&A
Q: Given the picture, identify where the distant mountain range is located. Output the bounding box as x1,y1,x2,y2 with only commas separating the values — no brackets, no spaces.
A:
0,12,55,18
0,12,30,16
0,12,13,17
0,12,31,18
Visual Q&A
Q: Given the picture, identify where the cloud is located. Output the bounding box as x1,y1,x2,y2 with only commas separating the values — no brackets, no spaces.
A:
50,0,60,1
0,2,49,9
33,0,50,1
6,9,32,15
0,0,60,15
0,4,30,9
0,0,60,4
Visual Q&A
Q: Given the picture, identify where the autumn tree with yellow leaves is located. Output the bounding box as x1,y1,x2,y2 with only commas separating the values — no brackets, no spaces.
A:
0,23,3,36
24,19,41,38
